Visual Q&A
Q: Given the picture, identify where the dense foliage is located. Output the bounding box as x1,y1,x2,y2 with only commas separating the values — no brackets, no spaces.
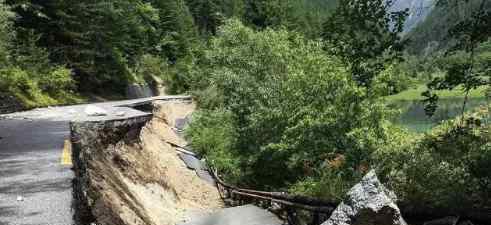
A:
423,0,490,118
1,0,342,97
0,0,79,108
183,0,491,215
186,19,394,191
5,0,199,94
1,0,490,216
322,0,408,87
406,0,491,54
377,106,491,212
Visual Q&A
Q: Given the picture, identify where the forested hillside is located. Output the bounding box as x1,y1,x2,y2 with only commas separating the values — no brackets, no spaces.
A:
1,0,339,100
390,0,434,33
406,0,491,54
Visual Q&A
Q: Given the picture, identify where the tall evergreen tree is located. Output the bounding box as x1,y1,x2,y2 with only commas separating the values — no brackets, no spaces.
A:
6,0,199,93
0,0,13,66
243,0,297,29
151,0,198,61
185,0,245,35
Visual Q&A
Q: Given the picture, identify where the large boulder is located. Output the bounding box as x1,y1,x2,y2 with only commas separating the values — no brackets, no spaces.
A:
322,170,407,225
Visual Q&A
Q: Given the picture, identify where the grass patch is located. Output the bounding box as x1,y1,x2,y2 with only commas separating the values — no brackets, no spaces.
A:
386,84,488,101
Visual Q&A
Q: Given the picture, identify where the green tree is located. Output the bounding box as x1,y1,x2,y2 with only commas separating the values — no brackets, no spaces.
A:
187,19,392,191
243,0,300,29
0,0,78,108
151,0,199,61
6,0,198,94
185,0,225,35
322,0,408,87
0,0,13,66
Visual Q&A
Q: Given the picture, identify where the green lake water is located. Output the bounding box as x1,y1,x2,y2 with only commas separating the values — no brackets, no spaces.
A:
390,98,490,133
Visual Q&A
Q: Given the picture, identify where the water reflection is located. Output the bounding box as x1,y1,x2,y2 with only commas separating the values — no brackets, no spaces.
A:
390,98,490,133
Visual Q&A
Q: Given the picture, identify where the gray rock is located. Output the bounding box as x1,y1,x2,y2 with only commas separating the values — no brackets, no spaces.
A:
424,216,460,225
84,105,108,116
457,220,474,225
322,170,407,225
126,83,154,99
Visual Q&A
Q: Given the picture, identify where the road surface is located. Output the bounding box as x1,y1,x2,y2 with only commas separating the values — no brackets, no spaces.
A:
0,96,189,225
0,95,283,225
0,119,73,225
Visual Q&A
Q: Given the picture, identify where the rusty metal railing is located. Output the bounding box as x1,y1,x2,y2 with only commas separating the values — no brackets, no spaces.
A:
210,168,338,225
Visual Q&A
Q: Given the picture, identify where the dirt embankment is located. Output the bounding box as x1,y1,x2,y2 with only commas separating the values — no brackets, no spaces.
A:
72,100,223,225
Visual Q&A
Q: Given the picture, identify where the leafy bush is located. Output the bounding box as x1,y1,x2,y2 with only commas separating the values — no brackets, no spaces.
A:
0,67,56,107
186,109,243,183
38,67,75,94
186,19,395,192
377,106,491,212
373,63,416,96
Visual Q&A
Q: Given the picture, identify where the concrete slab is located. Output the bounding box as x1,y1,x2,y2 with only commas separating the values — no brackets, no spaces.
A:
178,153,205,171
195,169,216,185
178,205,283,225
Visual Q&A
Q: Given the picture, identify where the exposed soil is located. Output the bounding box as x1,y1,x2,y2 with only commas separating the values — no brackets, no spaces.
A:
86,100,223,225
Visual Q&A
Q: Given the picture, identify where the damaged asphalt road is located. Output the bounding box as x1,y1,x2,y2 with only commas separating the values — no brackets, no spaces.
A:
0,119,73,225
0,96,190,225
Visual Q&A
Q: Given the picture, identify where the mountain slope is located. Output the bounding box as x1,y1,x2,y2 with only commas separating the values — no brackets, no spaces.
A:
390,0,435,33
405,0,491,54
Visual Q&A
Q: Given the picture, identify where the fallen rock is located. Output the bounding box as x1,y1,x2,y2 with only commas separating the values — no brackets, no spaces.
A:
457,220,474,225
84,105,107,116
423,216,460,225
322,170,407,225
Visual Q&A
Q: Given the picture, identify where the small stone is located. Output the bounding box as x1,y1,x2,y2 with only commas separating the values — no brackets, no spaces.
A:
16,196,24,201
115,111,126,117
84,105,107,116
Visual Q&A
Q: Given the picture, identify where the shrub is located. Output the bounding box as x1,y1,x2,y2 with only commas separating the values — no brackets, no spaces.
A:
377,105,491,212
0,67,57,107
0,63,79,108
186,109,243,183
38,67,75,95
373,63,416,96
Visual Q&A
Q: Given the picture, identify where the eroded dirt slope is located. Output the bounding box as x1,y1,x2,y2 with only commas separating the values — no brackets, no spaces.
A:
85,100,223,225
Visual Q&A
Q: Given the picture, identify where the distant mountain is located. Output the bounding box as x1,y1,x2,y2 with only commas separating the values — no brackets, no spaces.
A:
390,0,436,33
404,0,491,54
309,0,436,34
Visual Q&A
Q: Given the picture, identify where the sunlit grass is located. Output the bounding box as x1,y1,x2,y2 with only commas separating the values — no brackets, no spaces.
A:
387,84,488,101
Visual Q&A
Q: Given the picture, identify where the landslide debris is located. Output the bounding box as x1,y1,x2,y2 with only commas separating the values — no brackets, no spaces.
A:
79,100,223,225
